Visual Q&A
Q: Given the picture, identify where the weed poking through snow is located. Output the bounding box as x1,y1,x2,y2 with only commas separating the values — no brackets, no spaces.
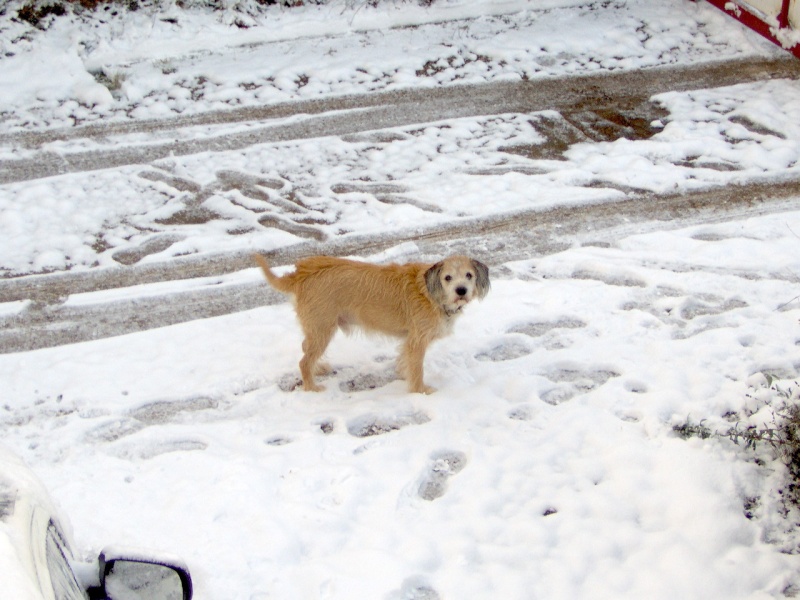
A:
675,376,800,536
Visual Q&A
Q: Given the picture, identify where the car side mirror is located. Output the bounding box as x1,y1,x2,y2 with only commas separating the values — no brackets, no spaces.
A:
98,547,192,600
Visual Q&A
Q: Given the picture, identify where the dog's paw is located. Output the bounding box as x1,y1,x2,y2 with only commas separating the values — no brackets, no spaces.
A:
303,382,326,392
409,384,437,394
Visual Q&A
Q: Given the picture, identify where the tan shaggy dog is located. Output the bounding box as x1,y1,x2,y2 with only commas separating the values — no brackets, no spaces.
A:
255,254,490,394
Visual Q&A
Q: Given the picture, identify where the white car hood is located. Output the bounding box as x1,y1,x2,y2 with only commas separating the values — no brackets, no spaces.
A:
0,445,74,600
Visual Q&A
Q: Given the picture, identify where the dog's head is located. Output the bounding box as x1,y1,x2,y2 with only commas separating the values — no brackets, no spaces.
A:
425,256,490,314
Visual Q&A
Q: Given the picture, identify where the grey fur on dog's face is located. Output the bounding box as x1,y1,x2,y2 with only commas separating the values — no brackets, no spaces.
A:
425,256,490,314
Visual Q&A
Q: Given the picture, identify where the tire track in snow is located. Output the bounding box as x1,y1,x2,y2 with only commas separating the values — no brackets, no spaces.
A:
3,176,800,353
0,56,797,185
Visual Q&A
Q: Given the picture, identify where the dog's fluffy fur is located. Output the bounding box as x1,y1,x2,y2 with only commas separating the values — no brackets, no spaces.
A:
255,254,489,394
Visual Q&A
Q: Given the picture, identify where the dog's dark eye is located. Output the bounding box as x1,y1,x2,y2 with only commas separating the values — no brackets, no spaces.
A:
444,275,452,282
466,272,473,280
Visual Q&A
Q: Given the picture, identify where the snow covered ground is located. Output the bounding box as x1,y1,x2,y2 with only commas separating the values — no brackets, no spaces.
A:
0,0,780,130
0,0,795,277
5,215,800,599
3,0,800,598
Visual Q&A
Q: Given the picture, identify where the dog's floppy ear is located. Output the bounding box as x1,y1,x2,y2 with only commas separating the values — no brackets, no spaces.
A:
424,261,446,304
472,259,491,300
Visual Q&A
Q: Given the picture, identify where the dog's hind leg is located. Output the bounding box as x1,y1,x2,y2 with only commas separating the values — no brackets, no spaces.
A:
299,324,336,392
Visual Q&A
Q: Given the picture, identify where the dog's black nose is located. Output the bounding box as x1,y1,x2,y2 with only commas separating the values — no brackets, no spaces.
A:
456,286,467,296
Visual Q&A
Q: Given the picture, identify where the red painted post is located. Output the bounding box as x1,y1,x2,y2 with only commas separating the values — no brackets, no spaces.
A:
703,0,800,58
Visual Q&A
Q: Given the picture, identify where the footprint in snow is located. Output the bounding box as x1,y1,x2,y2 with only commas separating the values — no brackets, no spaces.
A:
386,579,441,600
338,367,397,392
690,230,731,242
84,396,220,444
476,319,588,362
277,373,302,392
265,436,292,446
679,296,748,320
539,386,577,406
508,318,587,338
117,439,208,460
418,450,467,501
508,404,536,421
84,418,145,443
475,339,532,362
509,317,587,351
347,411,431,438
539,365,620,405
571,266,647,288
128,396,218,425
670,296,750,340
546,366,619,387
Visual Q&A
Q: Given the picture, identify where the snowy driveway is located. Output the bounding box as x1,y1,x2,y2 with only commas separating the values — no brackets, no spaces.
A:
4,0,800,598
2,55,800,351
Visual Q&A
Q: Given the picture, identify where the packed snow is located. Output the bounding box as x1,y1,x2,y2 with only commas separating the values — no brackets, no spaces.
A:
2,0,800,598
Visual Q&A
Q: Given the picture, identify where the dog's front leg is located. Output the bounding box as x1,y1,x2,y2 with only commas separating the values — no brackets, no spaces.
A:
400,338,435,395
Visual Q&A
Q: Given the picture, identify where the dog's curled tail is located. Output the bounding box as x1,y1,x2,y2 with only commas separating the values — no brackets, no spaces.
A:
254,254,296,294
